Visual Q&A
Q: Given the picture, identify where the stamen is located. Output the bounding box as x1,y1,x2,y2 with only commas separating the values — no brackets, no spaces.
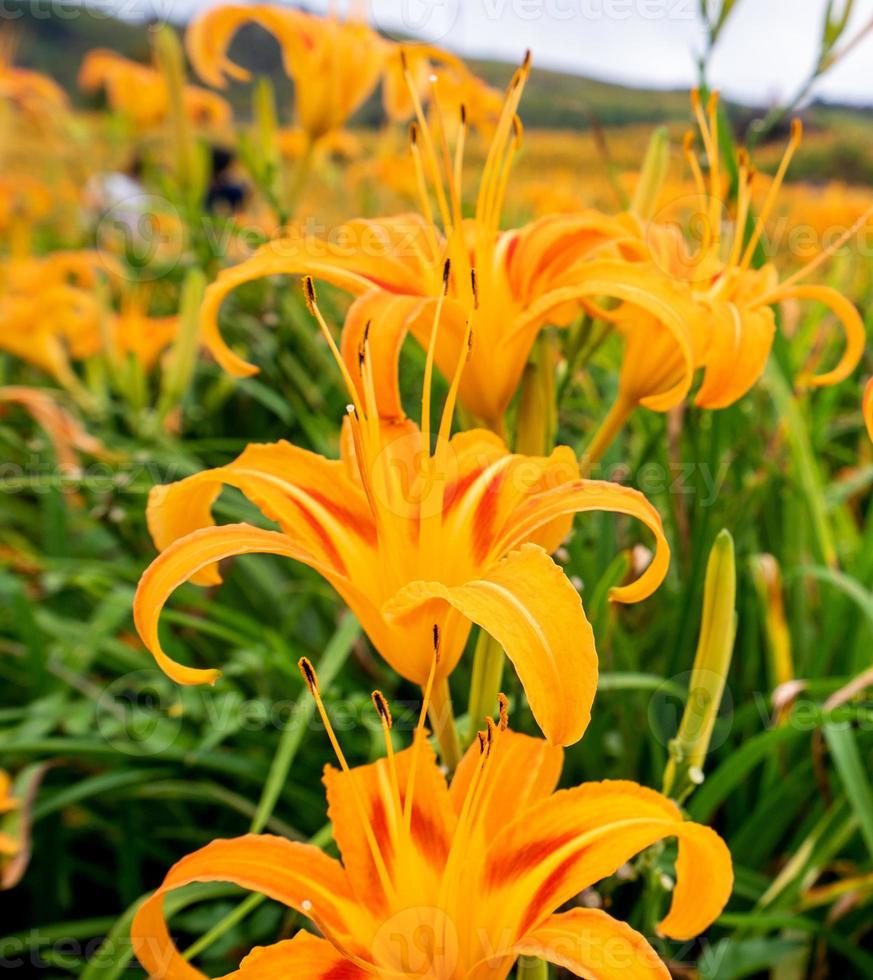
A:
758,201,873,302
726,149,754,270
402,55,452,232
683,130,707,201
402,626,441,833
409,122,441,263
427,72,463,229
454,103,467,198
302,278,364,419
372,690,403,829
299,658,395,899
420,259,451,459
705,91,722,235
475,55,530,242
740,118,802,270
497,692,509,731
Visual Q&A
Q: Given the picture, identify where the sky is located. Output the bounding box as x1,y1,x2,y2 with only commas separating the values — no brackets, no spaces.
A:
106,0,873,106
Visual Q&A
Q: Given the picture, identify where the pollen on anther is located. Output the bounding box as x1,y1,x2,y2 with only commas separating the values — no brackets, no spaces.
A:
442,258,451,291
497,693,509,731
298,656,318,693
432,623,441,660
372,690,392,729
303,276,317,313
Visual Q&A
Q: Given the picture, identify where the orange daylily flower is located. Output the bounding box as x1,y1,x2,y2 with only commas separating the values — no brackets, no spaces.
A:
131,679,733,979
0,48,68,119
0,770,18,860
0,387,109,472
78,49,231,128
0,251,107,391
134,280,669,747
864,378,873,442
619,92,868,415
1,253,179,389
197,56,691,429
186,4,386,143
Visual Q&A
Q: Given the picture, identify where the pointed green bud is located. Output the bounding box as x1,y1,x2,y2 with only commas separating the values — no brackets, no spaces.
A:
663,529,737,803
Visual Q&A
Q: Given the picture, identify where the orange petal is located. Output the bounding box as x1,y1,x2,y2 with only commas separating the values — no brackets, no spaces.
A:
135,522,393,687
185,4,305,89
340,290,428,422
512,260,697,412
695,300,775,409
134,524,341,685
511,908,670,979
228,933,367,979
324,733,455,909
146,441,374,586
864,377,873,442
131,835,355,979
773,283,865,390
451,730,563,840
483,780,733,943
496,479,670,604
385,544,598,746
0,386,109,471
199,216,437,377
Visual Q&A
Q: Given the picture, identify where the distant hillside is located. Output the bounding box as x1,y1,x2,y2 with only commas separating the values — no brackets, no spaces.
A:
8,0,873,175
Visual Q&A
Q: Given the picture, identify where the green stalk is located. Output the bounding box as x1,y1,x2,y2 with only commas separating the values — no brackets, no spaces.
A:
517,957,548,979
428,676,462,772
579,392,635,477
466,630,505,745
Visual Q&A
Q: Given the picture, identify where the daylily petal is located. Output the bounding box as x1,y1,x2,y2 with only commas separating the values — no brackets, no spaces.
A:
385,543,598,746
131,835,355,980
186,4,307,89
440,439,579,575
772,283,865,389
199,215,437,377
450,730,563,840
695,300,775,409
134,523,371,686
864,377,873,442
495,479,670,604
511,908,669,979
324,733,455,911
340,290,429,422
146,441,374,586
511,261,696,410
483,779,733,943
0,386,109,471
228,933,367,980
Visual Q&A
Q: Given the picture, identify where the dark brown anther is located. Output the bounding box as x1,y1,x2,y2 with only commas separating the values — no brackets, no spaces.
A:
303,276,317,315
442,258,451,292
298,657,318,694
372,691,393,729
432,623,441,661
470,268,479,309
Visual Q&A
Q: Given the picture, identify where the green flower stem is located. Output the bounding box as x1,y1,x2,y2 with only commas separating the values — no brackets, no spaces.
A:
467,630,505,745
